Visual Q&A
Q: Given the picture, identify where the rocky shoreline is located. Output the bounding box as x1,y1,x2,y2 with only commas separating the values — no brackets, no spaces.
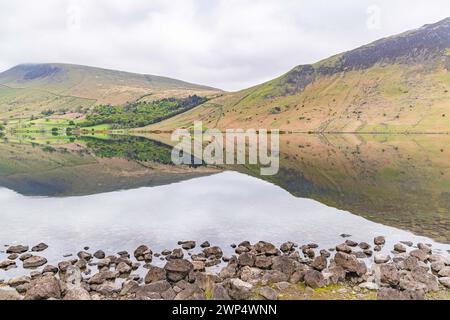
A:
1,237,450,300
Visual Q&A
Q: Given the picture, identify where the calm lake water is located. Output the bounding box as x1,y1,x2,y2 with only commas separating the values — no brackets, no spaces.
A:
0,133,449,278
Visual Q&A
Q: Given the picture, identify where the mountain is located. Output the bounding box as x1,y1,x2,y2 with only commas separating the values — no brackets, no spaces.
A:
148,18,450,133
0,63,221,119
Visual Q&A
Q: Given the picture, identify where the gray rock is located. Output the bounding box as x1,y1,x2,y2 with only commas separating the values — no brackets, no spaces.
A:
417,243,432,254
24,275,61,300
438,266,450,278
145,266,167,284
280,242,296,253
374,254,391,264
254,241,279,256
6,245,29,254
31,243,48,252
410,249,429,262
116,262,132,274
203,246,224,259
93,250,106,259
312,255,328,271
379,264,399,286
192,261,206,272
272,256,296,277
120,280,140,296
259,286,277,300
212,283,231,300
174,283,205,300
0,260,16,269
200,241,211,248
358,242,371,250
181,241,196,250
77,251,92,261
19,253,32,261
238,252,255,267
304,270,326,289
394,243,407,253
345,240,358,247
7,254,18,260
8,276,31,287
255,256,273,269
134,245,152,262
23,256,47,269
164,259,194,282
374,236,386,246
439,277,450,289
336,244,352,254
334,252,367,276
170,248,184,260
64,287,91,300
225,278,253,300
377,288,424,300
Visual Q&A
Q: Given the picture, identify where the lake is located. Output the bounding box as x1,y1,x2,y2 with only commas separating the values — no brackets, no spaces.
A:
1,133,449,279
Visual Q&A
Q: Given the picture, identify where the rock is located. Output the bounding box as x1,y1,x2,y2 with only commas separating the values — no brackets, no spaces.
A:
200,241,211,248
377,288,424,300
235,246,250,254
75,259,87,270
345,240,358,247
358,242,371,250
258,286,278,301
93,250,106,259
8,276,31,287
170,248,184,260
181,241,196,250
42,265,58,275
203,246,223,259
120,280,140,296
161,250,171,256
6,245,29,254
304,249,315,259
57,261,72,273
240,266,265,283
77,251,92,261
136,280,172,299
320,250,331,258
225,278,253,300
0,288,23,300
219,265,237,279
272,256,296,277
401,256,420,271
410,249,428,262
417,243,432,254
195,272,218,293
63,266,82,289
116,262,132,274
411,267,439,292
117,251,130,258
25,275,61,300
192,261,206,272
63,287,91,300
374,245,382,252
255,256,273,269
364,249,373,257
394,243,407,253
353,251,367,259
374,254,391,264
31,243,48,252
304,270,326,289
340,234,352,238
95,282,120,297
238,252,255,267
212,284,231,300
0,260,16,269
261,270,289,284
438,266,450,278
322,266,346,284
334,252,367,277
164,259,194,282
336,244,352,254
401,241,414,247
280,242,296,253
359,282,379,290
254,241,279,256
439,277,450,289
431,262,445,273
205,259,221,267
19,253,32,261
289,264,309,284
7,254,18,260
145,266,167,284
312,255,328,271
23,256,47,268
134,245,152,262
379,264,399,286
174,283,205,300
374,236,386,246
88,272,107,285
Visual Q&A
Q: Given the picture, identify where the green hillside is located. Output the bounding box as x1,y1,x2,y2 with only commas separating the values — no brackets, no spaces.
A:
147,18,450,133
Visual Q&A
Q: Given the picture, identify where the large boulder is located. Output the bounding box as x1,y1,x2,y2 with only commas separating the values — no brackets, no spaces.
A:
23,256,48,269
225,278,253,300
238,253,255,267
334,252,367,276
134,245,152,262
203,246,223,259
304,270,326,289
164,259,193,282
271,256,296,277
254,242,279,256
6,245,29,254
312,255,328,271
379,264,399,286
145,266,167,284
25,275,61,300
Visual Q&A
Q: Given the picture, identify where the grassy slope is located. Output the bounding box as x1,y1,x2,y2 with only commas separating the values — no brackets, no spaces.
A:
145,62,450,133
0,64,222,120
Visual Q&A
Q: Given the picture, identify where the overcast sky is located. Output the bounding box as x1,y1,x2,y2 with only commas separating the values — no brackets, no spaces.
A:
1,0,449,91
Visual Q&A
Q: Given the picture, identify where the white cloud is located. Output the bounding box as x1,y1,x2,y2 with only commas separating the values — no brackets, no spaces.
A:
0,0,449,90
